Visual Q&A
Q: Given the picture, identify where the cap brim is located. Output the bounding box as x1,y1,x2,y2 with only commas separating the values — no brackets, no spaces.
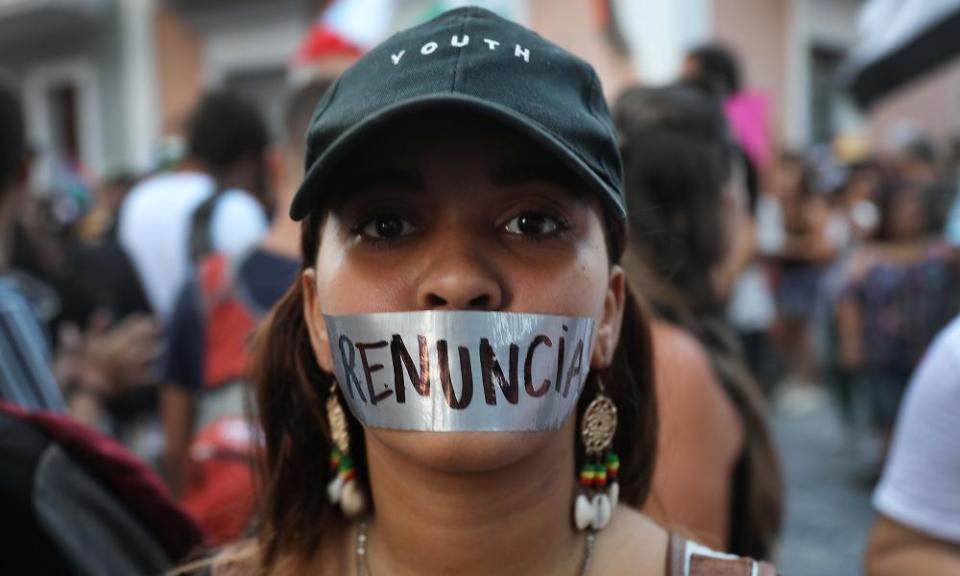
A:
290,93,624,221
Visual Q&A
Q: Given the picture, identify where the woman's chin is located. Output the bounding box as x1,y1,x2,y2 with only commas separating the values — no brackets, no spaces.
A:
366,429,559,474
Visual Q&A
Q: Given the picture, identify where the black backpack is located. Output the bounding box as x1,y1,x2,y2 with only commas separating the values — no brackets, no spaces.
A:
0,402,204,574
187,183,228,265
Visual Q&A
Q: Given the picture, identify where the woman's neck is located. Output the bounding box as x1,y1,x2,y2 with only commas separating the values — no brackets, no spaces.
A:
360,423,587,576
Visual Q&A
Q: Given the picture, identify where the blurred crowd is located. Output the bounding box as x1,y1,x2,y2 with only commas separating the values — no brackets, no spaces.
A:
0,15,959,576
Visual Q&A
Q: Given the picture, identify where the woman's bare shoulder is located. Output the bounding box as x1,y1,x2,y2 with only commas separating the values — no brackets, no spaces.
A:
592,506,669,575
650,321,715,387
651,320,706,357
650,320,742,439
203,528,350,576
201,541,258,576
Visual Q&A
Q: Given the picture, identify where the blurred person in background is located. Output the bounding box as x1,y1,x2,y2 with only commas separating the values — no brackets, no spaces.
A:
720,154,780,393
817,157,882,443
0,84,66,412
614,84,782,559
12,176,161,434
771,152,835,412
160,77,335,544
10,165,162,452
865,313,960,575
0,86,162,439
77,171,138,242
681,43,778,394
891,136,938,184
118,92,271,325
681,43,740,103
0,85,203,576
826,158,882,250
836,179,960,455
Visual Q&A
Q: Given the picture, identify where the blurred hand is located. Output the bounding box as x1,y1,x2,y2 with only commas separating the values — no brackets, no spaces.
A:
57,310,163,397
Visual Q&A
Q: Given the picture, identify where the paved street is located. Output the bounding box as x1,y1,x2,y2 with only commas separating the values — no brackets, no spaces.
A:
772,394,878,576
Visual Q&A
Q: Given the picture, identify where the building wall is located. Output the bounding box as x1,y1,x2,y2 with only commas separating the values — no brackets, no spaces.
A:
711,0,789,140
117,0,160,173
157,0,314,140
529,0,637,99
0,4,116,186
616,0,712,86
155,3,204,137
97,3,128,175
867,59,960,152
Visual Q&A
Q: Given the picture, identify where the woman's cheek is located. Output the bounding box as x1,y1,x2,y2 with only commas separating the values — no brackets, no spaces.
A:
510,253,608,316
317,247,421,315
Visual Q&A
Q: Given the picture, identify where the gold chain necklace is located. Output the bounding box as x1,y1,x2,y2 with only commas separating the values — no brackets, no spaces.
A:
355,521,596,576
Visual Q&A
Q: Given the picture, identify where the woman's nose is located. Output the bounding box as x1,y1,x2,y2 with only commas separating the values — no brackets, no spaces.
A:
415,237,504,311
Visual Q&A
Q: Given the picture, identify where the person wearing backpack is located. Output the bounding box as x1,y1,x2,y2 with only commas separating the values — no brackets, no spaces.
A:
117,92,271,325
160,78,337,545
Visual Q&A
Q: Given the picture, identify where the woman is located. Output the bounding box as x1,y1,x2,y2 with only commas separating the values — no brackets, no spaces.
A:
771,153,834,398
614,85,782,559
200,9,774,575
837,179,960,453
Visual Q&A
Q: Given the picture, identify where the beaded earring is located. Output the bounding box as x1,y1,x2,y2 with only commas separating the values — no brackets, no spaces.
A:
326,381,367,518
574,377,619,531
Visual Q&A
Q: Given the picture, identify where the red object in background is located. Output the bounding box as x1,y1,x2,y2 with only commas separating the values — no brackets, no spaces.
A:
295,22,364,64
589,0,629,55
198,253,255,391
185,252,263,544
0,401,204,559
591,0,612,27
182,416,259,546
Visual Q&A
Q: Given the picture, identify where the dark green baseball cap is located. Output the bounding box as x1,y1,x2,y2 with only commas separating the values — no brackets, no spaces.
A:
290,6,625,221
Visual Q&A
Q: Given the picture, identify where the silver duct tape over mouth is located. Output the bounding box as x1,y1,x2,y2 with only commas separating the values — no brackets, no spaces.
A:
324,311,595,432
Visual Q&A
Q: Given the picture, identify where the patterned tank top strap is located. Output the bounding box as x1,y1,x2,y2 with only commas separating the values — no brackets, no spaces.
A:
665,532,778,576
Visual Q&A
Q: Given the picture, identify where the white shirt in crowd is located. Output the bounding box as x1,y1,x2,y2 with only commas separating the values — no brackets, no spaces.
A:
873,314,960,544
947,175,960,247
727,264,776,333
727,194,780,333
118,171,268,323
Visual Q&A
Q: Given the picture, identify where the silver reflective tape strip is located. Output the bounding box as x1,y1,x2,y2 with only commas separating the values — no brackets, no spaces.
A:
324,311,594,432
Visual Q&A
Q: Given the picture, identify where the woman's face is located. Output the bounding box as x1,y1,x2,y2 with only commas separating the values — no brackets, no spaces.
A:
301,112,625,471
888,188,928,241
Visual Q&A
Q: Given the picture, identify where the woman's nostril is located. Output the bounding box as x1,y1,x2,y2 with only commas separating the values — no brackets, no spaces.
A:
422,292,493,309
427,294,448,307
468,295,490,309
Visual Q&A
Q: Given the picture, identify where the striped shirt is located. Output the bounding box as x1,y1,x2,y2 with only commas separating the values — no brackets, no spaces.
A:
0,278,65,411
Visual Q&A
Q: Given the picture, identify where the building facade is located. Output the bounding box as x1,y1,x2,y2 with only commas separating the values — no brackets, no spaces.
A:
0,0,155,191
1,0,956,191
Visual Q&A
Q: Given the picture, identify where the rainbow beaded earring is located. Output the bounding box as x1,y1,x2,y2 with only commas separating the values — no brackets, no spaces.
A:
574,377,619,531
326,382,367,518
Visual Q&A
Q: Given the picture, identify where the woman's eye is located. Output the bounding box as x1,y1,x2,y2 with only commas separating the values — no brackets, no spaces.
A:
360,215,415,240
504,212,561,236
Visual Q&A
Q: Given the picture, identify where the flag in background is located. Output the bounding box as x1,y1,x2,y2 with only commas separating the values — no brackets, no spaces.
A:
591,0,629,57
295,0,529,65
405,0,526,28
295,0,398,64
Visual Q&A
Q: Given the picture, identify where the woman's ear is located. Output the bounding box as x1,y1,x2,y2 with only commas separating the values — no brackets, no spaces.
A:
591,264,626,369
302,269,334,372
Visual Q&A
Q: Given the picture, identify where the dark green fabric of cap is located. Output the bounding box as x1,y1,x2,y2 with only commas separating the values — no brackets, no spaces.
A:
290,6,625,221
